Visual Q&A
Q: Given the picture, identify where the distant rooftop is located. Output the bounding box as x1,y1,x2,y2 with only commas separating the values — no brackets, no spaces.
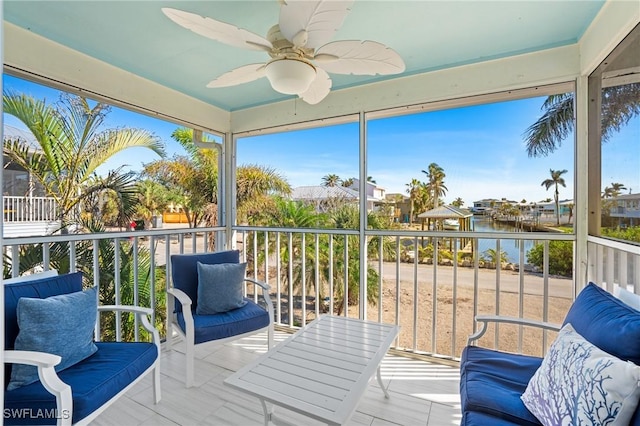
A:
3,124,39,150
291,186,361,201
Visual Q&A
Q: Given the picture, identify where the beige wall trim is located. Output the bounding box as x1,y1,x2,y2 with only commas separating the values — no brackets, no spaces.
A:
579,0,640,76
230,44,579,134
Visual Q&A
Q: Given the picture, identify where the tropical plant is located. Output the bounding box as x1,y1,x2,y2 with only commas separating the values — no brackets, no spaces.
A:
321,174,342,187
527,240,573,277
405,178,422,223
2,91,165,229
523,84,640,157
481,248,509,265
451,197,464,208
541,169,568,226
135,179,170,228
422,163,447,209
341,177,355,188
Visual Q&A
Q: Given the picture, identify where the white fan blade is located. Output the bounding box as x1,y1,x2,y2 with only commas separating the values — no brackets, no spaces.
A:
315,40,405,75
162,8,272,52
206,63,267,88
279,0,354,49
299,67,332,105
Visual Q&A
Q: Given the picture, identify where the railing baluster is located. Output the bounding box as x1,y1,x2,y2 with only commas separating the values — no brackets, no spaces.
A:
344,235,349,318
93,239,100,341
494,239,501,349
378,236,383,323
301,233,306,326
432,237,438,354
288,233,294,328
395,236,400,348
276,232,282,323
133,236,140,342
542,240,550,355
413,236,418,351
114,237,121,342
452,238,458,356
329,235,334,316
315,234,320,319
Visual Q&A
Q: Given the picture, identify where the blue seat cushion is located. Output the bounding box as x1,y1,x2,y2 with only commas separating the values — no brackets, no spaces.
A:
462,410,531,426
4,342,157,425
177,299,270,344
460,346,542,426
171,250,240,312
563,282,640,364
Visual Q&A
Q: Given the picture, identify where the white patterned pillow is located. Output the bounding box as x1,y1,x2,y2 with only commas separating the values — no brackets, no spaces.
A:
521,324,640,426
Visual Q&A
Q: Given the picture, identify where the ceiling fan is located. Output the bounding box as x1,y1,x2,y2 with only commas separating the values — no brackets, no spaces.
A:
162,1,405,105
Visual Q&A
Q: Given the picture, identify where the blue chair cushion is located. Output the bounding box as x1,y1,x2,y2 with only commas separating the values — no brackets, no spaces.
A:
460,346,542,426
171,250,240,312
462,410,531,426
196,262,247,314
8,286,99,390
4,272,84,389
4,342,157,425
563,282,640,365
177,298,270,344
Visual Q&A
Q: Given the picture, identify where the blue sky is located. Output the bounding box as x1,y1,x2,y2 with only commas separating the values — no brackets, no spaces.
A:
4,74,638,207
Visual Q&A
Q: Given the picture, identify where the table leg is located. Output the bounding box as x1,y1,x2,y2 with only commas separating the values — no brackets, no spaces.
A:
377,366,390,399
260,399,270,426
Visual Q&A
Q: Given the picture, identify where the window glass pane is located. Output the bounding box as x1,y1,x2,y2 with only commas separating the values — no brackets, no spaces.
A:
368,95,576,231
236,122,359,228
597,24,640,244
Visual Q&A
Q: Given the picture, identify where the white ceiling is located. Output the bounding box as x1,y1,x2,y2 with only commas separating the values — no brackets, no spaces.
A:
4,1,605,112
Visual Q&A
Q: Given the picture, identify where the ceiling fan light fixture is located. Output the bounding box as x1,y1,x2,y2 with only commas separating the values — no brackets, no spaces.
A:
265,59,316,95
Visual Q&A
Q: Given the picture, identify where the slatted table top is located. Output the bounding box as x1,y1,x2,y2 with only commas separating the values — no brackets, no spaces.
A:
224,315,400,425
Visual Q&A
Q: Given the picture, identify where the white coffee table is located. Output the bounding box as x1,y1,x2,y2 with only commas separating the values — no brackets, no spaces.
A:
224,315,400,426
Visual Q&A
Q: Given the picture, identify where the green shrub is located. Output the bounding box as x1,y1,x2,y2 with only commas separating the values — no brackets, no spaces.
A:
526,241,573,277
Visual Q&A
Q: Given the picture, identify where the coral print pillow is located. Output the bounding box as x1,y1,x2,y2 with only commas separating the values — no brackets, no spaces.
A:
521,324,640,426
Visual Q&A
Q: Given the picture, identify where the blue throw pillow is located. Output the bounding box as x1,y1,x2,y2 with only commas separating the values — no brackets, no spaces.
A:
196,262,247,315
7,286,99,390
563,283,640,365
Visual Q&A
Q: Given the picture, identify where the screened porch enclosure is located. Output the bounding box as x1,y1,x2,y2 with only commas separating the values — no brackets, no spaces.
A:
2,1,640,424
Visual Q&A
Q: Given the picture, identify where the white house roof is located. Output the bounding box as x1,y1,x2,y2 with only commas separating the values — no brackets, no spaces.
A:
291,186,361,201
417,205,473,219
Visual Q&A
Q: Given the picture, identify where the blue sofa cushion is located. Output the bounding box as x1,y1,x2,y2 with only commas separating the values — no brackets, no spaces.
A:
462,410,530,426
460,346,542,426
177,298,270,344
8,286,99,390
563,282,640,365
171,250,240,312
4,272,84,389
196,261,247,314
4,342,157,425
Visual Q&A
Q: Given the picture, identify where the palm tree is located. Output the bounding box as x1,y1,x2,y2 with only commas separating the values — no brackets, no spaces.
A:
3,91,165,229
609,182,627,198
451,197,464,208
341,177,355,188
422,163,447,209
322,174,342,187
405,178,422,223
524,84,640,157
541,169,568,226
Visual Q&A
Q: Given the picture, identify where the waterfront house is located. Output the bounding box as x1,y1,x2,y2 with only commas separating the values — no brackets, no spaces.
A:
2,2,639,424
608,192,640,226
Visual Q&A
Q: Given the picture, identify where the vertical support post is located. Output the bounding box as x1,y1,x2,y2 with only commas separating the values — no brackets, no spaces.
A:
359,111,367,320
577,75,592,297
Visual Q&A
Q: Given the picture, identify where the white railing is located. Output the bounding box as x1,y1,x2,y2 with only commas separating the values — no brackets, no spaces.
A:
3,196,58,222
3,225,577,360
587,235,640,293
235,226,576,360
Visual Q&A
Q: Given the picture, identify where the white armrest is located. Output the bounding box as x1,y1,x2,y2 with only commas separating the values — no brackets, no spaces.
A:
244,277,274,327
467,315,561,346
5,349,62,367
4,350,72,426
167,287,193,309
98,305,161,346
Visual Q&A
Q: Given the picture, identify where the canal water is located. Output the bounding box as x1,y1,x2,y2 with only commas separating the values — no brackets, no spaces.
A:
471,217,536,263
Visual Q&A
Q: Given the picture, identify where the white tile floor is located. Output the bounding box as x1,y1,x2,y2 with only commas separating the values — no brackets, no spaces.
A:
92,331,462,426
